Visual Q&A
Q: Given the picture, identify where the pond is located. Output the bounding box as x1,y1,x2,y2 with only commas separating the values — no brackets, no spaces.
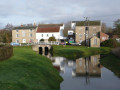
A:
40,52,120,90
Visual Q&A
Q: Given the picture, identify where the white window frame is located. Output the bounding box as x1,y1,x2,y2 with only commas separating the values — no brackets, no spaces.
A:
79,34,82,38
29,33,32,37
16,29,19,33
94,39,97,45
22,33,25,37
16,34,19,38
16,39,19,43
29,29,32,32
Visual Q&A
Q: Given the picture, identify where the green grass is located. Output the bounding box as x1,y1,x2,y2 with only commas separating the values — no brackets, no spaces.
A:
0,46,62,90
52,45,111,59
100,54,120,78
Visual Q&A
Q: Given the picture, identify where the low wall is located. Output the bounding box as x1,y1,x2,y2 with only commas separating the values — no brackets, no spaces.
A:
112,47,120,58
0,46,13,61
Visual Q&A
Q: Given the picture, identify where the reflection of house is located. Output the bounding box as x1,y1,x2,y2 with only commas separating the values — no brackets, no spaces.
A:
67,30,75,43
100,32,109,42
73,55,101,77
36,24,66,42
50,57,66,73
71,21,101,47
12,25,37,43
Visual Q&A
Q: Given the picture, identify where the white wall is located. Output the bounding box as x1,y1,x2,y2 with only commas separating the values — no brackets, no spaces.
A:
71,23,76,30
36,25,65,42
68,30,74,35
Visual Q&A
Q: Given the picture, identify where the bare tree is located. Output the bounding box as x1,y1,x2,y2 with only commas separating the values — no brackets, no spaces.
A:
4,23,13,31
63,21,71,37
101,23,107,33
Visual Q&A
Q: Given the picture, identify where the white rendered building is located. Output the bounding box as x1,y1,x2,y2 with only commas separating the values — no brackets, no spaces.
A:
36,24,66,42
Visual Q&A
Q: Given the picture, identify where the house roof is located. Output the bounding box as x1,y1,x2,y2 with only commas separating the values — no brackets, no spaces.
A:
112,35,120,38
13,26,37,29
38,24,63,27
100,32,109,37
72,21,101,26
37,27,60,33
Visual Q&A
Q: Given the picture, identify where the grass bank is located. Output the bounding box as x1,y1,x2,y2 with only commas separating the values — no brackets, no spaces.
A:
0,46,62,90
100,54,120,78
52,45,111,59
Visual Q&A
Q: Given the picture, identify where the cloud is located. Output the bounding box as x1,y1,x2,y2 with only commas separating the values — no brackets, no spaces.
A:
0,0,120,27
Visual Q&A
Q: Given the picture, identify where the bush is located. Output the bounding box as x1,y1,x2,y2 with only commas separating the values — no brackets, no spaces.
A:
101,39,119,48
0,46,13,61
48,37,56,41
40,39,44,42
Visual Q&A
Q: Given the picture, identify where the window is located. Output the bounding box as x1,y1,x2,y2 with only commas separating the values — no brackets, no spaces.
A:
16,29,18,32
30,33,32,37
80,40,83,44
94,39,97,45
79,34,82,38
52,34,54,37
22,33,25,37
42,34,43,37
16,40,19,43
16,34,19,38
47,34,48,37
93,27,96,29
93,33,96,36
22,31,25,33
85,27,89,30
70,37,73,39
30,39,33,43
30,29,32,32
86,34,88,37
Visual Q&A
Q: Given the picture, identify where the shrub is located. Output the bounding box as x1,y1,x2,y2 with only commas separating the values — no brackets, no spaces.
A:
40,39,44,42
48,37,56,41
101,39,119,48
0,46,13,61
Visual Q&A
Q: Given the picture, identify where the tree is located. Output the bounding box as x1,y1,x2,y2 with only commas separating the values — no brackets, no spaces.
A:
0,30,12,43
101,23,107,33
48,37,56,41
106,27,113,33
63,21,71,37
4,23,13,30
40,39,44,42
114,19,120,34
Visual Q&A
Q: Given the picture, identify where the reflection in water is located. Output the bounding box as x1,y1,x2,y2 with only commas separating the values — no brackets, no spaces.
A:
40,52,101,84
39,52,120,90
72,55,101,84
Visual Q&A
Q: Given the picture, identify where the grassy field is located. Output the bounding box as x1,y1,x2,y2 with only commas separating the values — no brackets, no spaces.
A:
52,45,111,59
0,46,62,90
100,54,120,78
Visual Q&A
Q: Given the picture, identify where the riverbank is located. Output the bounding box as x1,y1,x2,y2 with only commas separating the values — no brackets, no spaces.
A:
100,54,120,78
112,47,120,58
0,46,62,89
52,45,111,59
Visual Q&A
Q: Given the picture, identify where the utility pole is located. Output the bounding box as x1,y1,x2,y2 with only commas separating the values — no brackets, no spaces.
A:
84,17,89,47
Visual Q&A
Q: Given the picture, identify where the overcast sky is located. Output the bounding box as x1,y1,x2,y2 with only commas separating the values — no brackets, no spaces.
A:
0,0,120,28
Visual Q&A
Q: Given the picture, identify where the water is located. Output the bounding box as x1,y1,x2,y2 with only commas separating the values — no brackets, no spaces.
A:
40,52,120,90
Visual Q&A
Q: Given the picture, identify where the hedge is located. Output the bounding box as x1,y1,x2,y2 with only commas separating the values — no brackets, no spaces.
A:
0,46,13,61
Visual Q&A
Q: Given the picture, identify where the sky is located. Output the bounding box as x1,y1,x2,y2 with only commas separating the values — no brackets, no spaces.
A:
0,0,120,28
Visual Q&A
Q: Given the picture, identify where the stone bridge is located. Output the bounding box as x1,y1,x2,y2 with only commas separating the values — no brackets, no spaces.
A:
32,45,52,52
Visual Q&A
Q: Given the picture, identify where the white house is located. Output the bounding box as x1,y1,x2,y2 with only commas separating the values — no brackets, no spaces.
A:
36,24,66,42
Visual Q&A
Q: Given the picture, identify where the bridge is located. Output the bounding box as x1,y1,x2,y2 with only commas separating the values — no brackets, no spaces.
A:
32,41,59,52
0,41,59,53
